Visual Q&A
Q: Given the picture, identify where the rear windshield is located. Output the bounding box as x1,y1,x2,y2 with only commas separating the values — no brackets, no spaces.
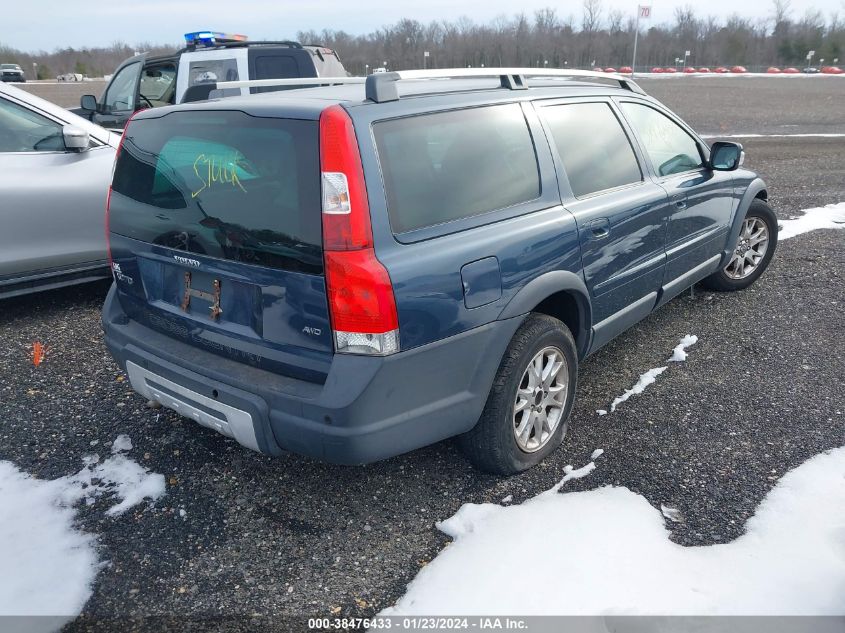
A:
110,110,322,274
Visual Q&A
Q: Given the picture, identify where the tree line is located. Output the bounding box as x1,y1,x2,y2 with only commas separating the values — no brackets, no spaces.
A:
299,2,845,74
1,1,843,79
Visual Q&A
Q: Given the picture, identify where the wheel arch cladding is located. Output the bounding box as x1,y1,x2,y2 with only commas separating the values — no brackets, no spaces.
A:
497,270,592,359
722,177,769,268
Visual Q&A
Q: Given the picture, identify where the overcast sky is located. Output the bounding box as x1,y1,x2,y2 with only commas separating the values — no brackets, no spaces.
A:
4,0,843,51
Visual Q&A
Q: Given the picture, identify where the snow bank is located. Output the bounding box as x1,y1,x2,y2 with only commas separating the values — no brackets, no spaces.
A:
779,202,845,241
0,437,165,622
384,447,845,616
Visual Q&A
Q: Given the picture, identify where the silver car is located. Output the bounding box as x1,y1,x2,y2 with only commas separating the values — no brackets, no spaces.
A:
0,82,119,298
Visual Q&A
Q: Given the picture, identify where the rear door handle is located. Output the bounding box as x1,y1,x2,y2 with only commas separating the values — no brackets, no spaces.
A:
588,218,610,240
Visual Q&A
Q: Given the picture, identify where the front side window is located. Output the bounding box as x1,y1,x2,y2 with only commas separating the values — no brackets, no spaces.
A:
621,102,704,177
104,62,142,113
542,102,642,198
373,104,541,234
0,97,64,152
139,64,177,106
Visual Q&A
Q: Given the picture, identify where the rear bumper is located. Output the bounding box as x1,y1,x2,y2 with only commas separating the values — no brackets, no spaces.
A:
102,285,522,464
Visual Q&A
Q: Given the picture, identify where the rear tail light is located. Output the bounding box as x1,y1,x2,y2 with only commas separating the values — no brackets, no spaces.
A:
105,186,114,267
106,117,136,272
319,104,399,356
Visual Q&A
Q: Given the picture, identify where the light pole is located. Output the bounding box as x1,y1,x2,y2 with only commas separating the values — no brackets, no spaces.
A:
683,50,690,71
32,62,38,81
365,63,369,75
423,51,429,70
631,5,652,77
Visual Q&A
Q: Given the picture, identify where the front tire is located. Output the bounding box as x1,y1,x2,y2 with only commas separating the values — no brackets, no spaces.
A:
702,199,778,291
459,314,578,474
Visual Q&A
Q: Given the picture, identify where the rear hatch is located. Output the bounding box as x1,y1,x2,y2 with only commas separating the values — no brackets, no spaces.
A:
108,109,333,382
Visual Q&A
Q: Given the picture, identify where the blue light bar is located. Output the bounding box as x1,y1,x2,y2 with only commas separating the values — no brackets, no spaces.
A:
184,31,249,47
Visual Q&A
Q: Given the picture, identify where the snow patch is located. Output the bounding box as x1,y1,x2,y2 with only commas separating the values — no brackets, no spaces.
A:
778,202,845,241
111,433,133,453
601,335,698,414
590,448,604,460
609,367,667,412
668,334,698,362
384,447,845,616
702,133,845,138
0,437,165,620
547,461,597,494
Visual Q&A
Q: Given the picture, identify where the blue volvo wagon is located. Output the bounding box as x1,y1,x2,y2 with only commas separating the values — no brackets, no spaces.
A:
102,69,777,473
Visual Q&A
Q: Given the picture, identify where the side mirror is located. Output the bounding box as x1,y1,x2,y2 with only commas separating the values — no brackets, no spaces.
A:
709,141,744,171
63,125,90,152
80,94,98,111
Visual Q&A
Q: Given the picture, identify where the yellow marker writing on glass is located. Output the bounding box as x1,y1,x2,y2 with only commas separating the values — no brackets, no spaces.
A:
191,154,248,198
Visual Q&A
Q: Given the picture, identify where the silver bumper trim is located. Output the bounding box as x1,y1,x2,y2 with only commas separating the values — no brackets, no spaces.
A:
125,361,260,452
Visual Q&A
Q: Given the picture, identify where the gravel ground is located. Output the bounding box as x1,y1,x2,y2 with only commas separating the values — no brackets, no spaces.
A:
0,78,843,630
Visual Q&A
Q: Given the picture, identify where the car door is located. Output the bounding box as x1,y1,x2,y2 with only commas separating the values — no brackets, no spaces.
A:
618,100,734,298
536,99,669,352
93,58,143,129
0,94,113,280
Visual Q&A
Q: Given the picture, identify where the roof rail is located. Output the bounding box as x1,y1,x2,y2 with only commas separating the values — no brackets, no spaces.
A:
216,77,365,90
364,68,645,103
185,40,304,52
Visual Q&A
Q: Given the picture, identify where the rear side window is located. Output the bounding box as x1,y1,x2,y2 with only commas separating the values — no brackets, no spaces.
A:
542,102,642,198
254,55,299,79
373,104,540,234
620,102,704,176
187,58,240,98
110,111,323,274
251,55,304,94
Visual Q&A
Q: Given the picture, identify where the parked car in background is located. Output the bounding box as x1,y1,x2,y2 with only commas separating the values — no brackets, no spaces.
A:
75,31,348,130
0,82,116,299
1,63,26,82
102,68,777,473
57,73,86,82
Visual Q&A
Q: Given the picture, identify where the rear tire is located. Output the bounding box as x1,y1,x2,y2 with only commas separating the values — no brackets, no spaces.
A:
702,199,778,291
459,314,578,474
